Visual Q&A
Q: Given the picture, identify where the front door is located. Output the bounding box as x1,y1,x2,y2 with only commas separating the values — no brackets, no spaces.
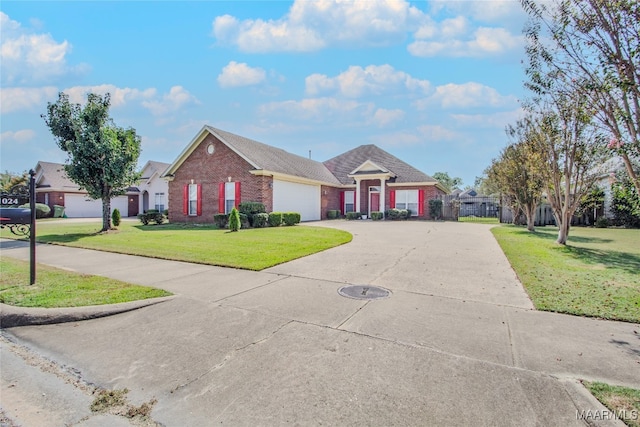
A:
370,191,380,216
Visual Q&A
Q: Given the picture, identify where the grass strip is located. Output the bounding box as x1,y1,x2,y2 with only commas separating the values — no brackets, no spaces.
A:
583,381,640,427
492,225,640,323
0,257,171,308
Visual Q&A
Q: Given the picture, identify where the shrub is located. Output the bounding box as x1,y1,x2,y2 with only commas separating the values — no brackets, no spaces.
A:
238,202,266,216
239,212,250,229
327,210,340,219
252,212,269,228
385,209,401,220
429,199,443,220
371,211,383,220
229,207,241,232
112,208,121,226
283,212,301,226
268,212,283,227
595,217,609,228
138,212,165,225
213,214,229,229
19,202,51,219
346,211,361,220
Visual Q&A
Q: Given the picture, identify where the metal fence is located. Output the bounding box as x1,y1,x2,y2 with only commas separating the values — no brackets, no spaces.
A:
440,195,501,222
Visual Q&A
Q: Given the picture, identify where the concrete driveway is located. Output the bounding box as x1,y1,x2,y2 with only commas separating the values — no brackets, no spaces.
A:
1,221,638,426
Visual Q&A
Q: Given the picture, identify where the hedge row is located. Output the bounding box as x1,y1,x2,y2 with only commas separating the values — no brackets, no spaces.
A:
213,203,301,229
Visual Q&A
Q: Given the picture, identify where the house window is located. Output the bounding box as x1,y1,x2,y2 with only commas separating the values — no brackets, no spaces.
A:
395,190,419,216
188,184,198,216
154,192,165,212
344,191,355,213
225,182,235,214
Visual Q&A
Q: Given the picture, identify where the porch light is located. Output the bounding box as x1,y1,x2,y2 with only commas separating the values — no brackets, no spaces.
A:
190,179,194,184
228,176,232,182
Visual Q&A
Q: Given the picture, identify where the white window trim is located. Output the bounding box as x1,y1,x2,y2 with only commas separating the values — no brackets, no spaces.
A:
224,182,235,214
188,184,198,216
395,189,419,216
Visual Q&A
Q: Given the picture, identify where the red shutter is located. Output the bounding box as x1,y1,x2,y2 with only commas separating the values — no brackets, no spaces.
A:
340,191,345,215
218,183,225,213
235,182,241,208
197,184,202,216
183,185,188,215
418,189,425,216
389,190,396,209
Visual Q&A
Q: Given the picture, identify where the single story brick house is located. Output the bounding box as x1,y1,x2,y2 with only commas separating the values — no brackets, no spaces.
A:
34,161,139,218
162,126,447,223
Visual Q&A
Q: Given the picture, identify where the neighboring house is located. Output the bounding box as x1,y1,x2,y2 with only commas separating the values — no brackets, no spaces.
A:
456,189,500,218
162,126,447,223
34,161,139,217
138,161,170,213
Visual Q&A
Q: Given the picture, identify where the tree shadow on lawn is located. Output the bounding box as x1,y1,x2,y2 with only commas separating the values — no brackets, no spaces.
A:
514,226,614,244
555,245,640,275
132,224,218,232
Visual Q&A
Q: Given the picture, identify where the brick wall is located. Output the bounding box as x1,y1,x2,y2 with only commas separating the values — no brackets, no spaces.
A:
321,185,342,219
168,134,273,224
36,191,65,212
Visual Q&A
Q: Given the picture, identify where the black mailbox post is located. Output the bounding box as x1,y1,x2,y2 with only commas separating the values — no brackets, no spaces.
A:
0,170,36,284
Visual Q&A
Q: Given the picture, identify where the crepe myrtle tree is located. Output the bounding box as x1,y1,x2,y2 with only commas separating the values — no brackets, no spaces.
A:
521,0,640,194
42,92,141,232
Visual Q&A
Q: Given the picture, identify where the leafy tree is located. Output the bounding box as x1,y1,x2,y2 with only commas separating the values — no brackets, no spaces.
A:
42,92,141,232
576,186,605,225
611,164,640,227
432,172,463,192
1,170,28,192
486,118,547,231
521,0,640,195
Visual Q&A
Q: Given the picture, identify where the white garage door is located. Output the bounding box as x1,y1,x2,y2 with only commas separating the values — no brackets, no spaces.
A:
272,180,320,221
64,194,128,218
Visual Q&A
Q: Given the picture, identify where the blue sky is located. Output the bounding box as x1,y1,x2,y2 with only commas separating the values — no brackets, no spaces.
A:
1,1,528,187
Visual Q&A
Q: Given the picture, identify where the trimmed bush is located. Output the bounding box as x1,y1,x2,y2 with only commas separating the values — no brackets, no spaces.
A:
112,208,121,226
371,211,383,221
19,202,51,219
238,202,266,215
137,212,165,225
346,211,361,220
385,208,410,220
252,212,269,228
239,212,250,229
283,212,301,226
595,217,609,228
229,207,241,232
327,210,340,219
268,212,283,227
429,199,443,220
213,214,229,229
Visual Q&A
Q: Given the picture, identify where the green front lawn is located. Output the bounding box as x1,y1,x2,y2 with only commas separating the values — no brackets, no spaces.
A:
0,257,171,308
492,226,640,323
583,382,640,427
2,221,352,271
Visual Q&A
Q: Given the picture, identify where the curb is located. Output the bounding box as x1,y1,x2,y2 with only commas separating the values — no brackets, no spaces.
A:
0,296,175,328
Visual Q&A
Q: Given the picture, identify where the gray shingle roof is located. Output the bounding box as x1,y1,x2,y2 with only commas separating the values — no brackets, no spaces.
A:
35,161,79,190
323,144,437,185
207,126,342,185
141,161,171,180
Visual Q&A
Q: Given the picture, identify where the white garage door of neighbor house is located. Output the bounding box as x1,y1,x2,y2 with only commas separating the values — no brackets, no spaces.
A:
272,180,320,221
64,195,129,218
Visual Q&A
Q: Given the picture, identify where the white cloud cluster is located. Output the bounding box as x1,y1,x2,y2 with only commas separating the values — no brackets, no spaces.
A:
0,12,87,85
0,129,36,144
259,97,373,123
212,0,521,58
415,82,517,109
0,86,58,113
306,64,430,98
213,0,423,53
64,84,156,107
141,86,200,116
217,61,266,88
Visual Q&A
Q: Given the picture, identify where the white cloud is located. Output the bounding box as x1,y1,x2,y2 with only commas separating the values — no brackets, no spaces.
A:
141,86,200,116
429,0,525,23
217,61,266,88
0,129,36,144
0,12,87,84
408,25,523,57
259,97,373,123
306,64,430,98
0,86,58,113
212,0,423,53
372,108,405,127
452,108,525,128
417,124,459,141
416,82,517,109
64,84,156,107
368,131,422,147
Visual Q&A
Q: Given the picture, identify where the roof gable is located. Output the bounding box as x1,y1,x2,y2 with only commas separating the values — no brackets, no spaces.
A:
34,161,80,190
324,144,437,185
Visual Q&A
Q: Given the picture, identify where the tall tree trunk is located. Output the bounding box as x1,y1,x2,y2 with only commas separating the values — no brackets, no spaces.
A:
102,195,111,232
556,209,571,245
524,203,537,232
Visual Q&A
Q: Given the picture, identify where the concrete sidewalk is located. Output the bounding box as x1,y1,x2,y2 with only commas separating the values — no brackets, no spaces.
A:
1,221,638,426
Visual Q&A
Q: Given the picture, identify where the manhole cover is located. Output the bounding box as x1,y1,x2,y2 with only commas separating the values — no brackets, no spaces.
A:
338,285,391,300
